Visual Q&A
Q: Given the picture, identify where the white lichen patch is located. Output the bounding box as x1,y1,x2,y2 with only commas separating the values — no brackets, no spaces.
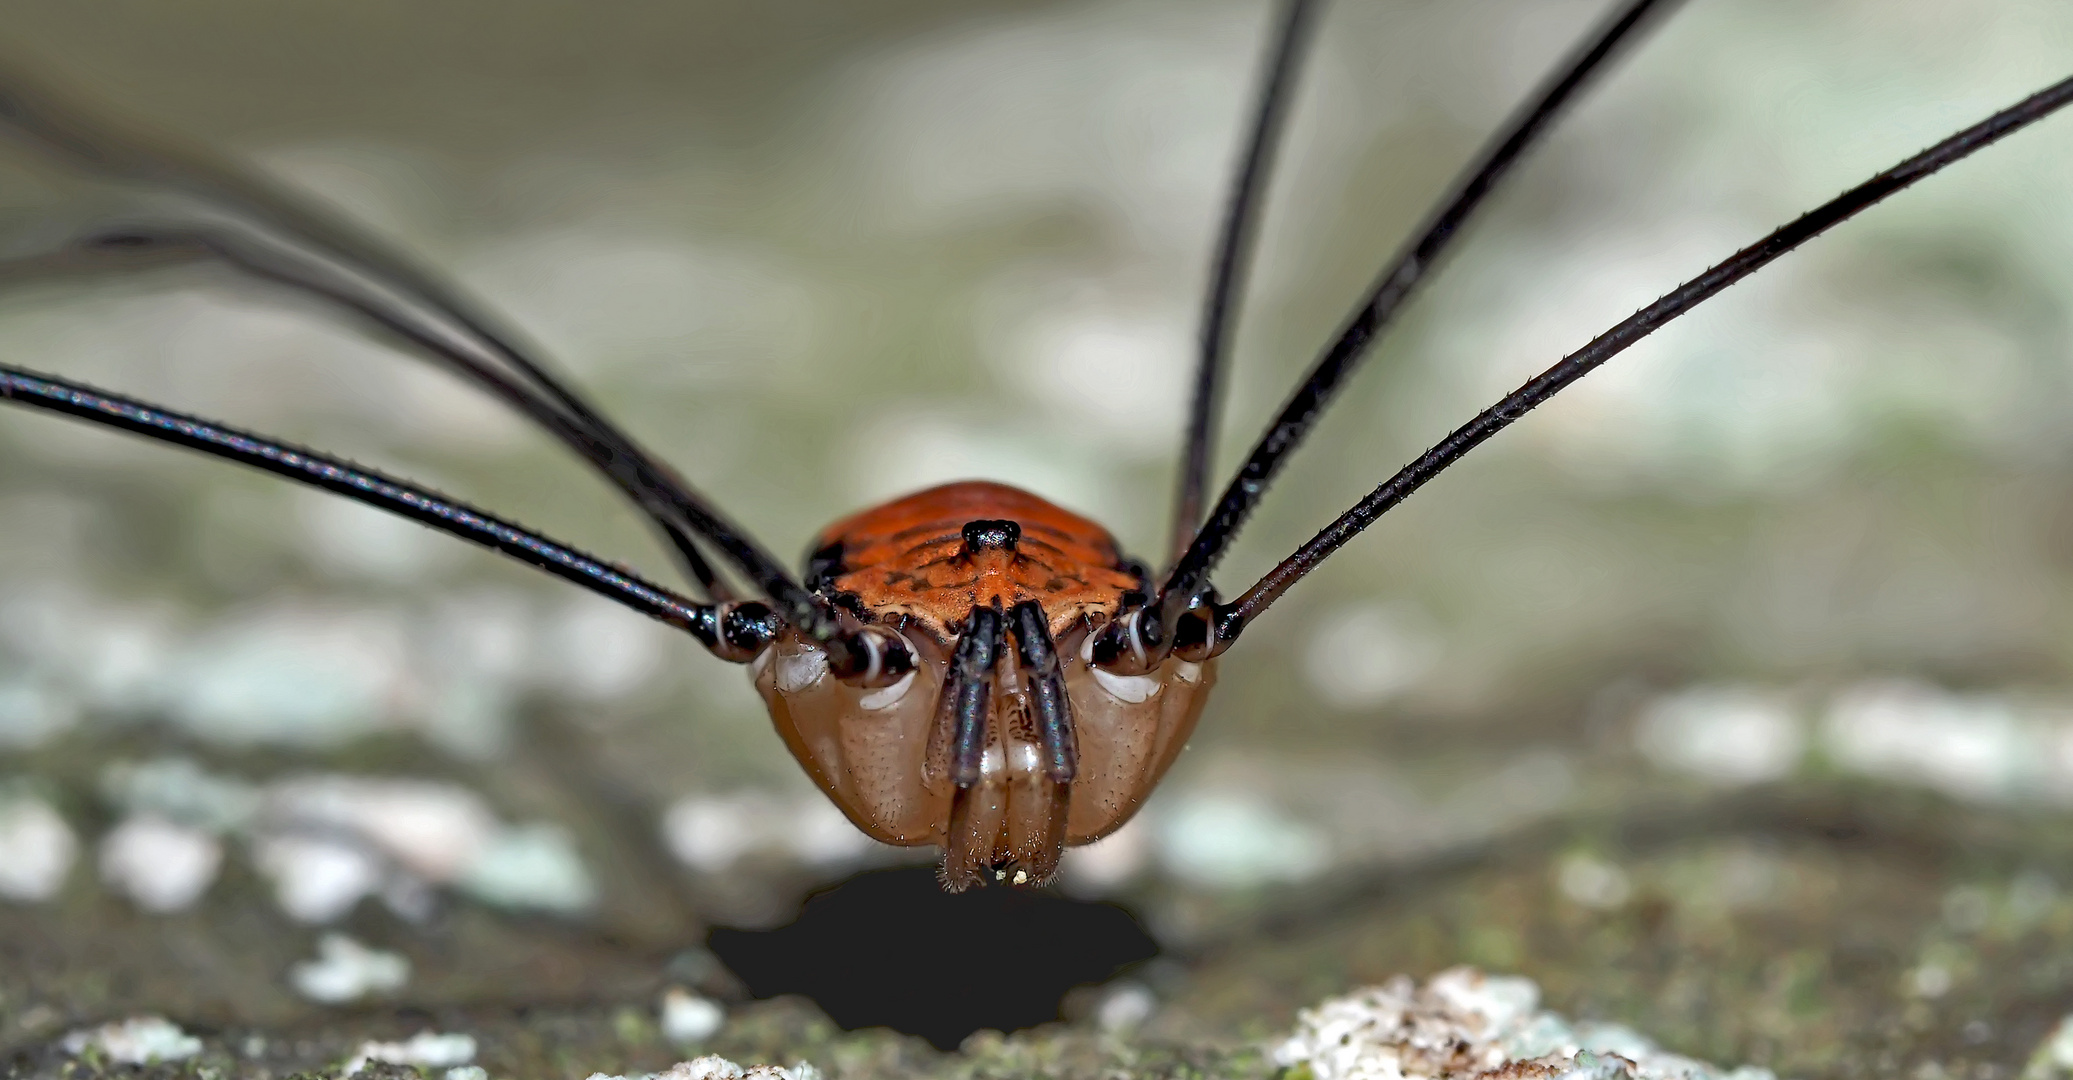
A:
265,775,500,882
86,759,602,923
1094,980,1157,1033
342,1031,476,1076
1631,678,2073,806
289,931,411,1004
164,606,409,746
1633,678,2073,807
1634,685,1805,785
2025,1013,2073,1079
457,822,596,914
1057,816,1154,895
253,834,387,924
1822,680,2048,804
0,679,80,749
661,791,878,874
1274,968,1776,1080
97,814,223,913
61,1016,202,1065
1155,791,1330,889
100,757,260,833
659,986,725,1045
1555,852,1634,911
0,793,76,903
1301,602,1443,709
585,1055,820,1080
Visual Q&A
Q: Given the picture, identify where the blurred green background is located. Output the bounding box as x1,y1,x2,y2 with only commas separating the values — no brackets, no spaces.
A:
2,0,2073,1075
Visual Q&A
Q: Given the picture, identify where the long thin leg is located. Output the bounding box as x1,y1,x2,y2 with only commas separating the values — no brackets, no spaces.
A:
9,225,731,601
0,67,841,637
1156,0,1680,621
0,70,590,422
1219,73,2073,632
1169,0,1321,567
0,363,783,662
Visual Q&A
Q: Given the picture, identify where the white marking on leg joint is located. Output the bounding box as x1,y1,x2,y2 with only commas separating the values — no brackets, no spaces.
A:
1093,667,1161,703
858,670,916,711
775,645,827,693
1081,630,1162,703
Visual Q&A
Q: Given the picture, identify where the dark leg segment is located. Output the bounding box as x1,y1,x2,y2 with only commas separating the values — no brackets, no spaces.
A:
8,225,735,600
947,606,1006,787
1223,73,2073,628
0,363,781,662
0,69,846,635
1157,0,1681,623
1007,600,1077,783
1171,0,1321,566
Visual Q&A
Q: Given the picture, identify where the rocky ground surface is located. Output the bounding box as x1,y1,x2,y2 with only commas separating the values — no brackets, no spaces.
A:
5,777,2071,1080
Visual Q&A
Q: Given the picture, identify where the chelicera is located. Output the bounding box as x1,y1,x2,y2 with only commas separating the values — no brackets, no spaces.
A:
0,1,2068,891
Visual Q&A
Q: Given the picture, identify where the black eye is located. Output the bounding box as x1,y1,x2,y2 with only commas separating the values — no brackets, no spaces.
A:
960,518,1021,553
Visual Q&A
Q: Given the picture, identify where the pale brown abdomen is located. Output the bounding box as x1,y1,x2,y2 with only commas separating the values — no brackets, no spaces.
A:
752,625,1215,876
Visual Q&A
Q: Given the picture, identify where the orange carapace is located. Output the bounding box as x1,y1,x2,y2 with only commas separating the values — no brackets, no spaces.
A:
752,481,1216,889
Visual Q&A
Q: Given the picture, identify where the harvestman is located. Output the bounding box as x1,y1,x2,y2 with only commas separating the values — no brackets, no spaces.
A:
0,1,2067,890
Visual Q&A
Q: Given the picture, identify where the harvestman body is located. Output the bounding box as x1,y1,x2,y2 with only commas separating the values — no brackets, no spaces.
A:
0,1,2068,890
765,481,1213,885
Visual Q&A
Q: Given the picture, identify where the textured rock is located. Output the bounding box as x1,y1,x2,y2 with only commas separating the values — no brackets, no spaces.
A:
1274,968,1775,1080
59,1017,202,1065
